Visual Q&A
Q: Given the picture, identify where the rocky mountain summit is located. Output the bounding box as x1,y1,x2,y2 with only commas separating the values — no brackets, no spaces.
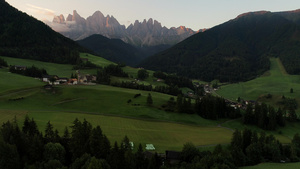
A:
47,10,202,47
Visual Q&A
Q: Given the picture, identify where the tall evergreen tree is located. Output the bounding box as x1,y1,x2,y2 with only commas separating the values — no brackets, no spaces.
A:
45,121,55,143
147,93,153,106
268,106,277,130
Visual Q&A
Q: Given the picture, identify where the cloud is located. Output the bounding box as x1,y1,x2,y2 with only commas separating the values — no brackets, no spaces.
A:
26,4,56,20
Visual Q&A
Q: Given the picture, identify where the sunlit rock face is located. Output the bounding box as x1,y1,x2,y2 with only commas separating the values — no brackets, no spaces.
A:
47,10,204,47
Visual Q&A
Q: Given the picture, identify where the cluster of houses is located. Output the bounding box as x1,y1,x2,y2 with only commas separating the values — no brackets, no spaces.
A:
42,73,97,85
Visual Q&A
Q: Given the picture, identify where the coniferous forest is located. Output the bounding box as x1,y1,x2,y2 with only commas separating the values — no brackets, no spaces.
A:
1,117,300,169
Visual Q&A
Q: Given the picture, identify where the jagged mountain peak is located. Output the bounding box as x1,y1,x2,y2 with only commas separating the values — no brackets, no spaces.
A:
53,14,65,23
48,10,197,46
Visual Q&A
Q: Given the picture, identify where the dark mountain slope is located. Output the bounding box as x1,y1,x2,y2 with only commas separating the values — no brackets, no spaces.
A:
0,0,84,64
140,11,300,82
77,34,144,66
276,9,300,25
77,34,171,66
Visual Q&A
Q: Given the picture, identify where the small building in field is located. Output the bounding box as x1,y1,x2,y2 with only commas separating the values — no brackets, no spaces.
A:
68,78,78,85
42,75,59,85
58,78,68,84
145,144,155,151
14,65,27,71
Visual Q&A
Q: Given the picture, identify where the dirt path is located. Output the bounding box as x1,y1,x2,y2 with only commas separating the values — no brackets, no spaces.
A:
216,118,240,132
51,98,86,105
0,87,40,98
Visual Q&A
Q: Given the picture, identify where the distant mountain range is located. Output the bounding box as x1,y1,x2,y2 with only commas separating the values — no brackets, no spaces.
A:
47,10,204,47
140,9,300,82
0,0,84,64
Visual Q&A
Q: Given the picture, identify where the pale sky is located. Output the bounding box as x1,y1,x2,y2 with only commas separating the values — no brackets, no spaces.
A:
5,0,300,30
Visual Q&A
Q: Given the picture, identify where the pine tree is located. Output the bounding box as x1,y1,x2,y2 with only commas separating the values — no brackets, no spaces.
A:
231,129,242,150
45,121,55,142
276,108,286,127
147,93,153,106
268,106,277,130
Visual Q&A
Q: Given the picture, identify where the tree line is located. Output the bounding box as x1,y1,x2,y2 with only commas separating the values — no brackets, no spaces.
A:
1,117,300,169
0,117,162,169
0,58,8,67
162,94,241,120
9,65,48,78
243,103,298,130
177,129,300,169
153,71,194,89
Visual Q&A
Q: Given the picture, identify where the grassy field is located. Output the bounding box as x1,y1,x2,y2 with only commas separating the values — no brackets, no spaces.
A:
217,58,300,103
0,84,219,126
1,54,167,89
0,56,97,77
80,53,114,67
240,162,300,169
0,109,233,152
0,56,298,152
221,118,297,144
0,68,43,94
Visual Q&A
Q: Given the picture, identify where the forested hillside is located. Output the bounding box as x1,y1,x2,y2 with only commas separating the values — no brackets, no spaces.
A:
140,11,300,82
0,0,84,64
77,34,144,66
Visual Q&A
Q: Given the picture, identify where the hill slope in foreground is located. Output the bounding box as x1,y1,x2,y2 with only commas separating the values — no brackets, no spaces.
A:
0,0,84,64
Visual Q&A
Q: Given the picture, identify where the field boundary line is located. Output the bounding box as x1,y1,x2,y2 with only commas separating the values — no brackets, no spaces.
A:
23,109,237,129
0,87,41,98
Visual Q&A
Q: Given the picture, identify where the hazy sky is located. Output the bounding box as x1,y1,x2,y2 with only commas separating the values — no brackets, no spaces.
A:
5,0,300,30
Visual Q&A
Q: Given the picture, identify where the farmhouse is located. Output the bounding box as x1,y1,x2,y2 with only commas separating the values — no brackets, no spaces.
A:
42,75,59,85
78,73,97,84
68,78,78,85
57,77,68,84
14,65,27,71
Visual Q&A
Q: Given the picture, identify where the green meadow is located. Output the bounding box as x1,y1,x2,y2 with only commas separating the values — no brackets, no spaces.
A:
217,58,300,109
0,84,218,126
80,53,114,67
240,162,300,169
0,68,43,94
0,109,233,152
0,55,298,153
0,56,97,77
221,118,297,144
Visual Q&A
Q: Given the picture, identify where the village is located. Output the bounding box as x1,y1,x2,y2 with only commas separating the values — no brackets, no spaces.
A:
42,71,97,86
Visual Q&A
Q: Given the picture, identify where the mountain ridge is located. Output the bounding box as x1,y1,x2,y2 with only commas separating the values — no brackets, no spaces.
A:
47,10,203,47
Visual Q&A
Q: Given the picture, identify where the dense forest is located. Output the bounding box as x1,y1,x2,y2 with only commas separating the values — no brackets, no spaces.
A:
1,117,299,169
140,11,300,82
0,0,85,64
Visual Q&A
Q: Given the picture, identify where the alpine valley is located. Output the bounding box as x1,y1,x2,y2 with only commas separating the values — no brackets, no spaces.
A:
1,0,300,169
